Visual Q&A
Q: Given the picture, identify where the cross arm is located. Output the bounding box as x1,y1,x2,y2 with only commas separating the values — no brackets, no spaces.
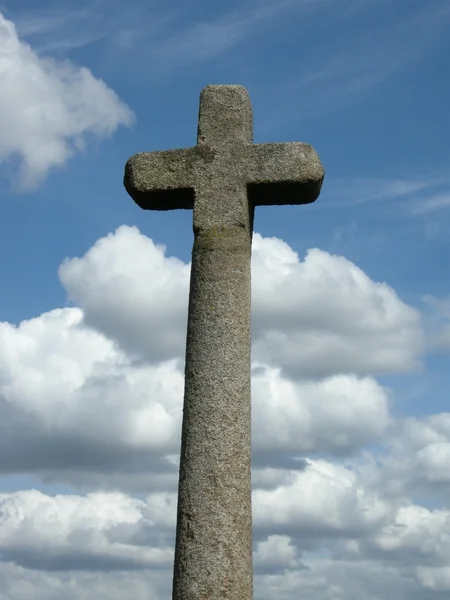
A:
124,147,200,210
245,142,324,206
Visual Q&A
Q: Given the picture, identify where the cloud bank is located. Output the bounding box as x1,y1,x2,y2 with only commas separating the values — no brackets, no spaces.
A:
0,225,444,598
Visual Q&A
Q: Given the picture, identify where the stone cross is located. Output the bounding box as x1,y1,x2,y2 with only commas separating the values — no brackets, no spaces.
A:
124,85,324,600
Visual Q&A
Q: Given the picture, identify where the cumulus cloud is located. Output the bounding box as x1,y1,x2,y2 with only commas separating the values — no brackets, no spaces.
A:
0,225,436,598
416,565,450,592
251,234,423,377
0,460,449,597
370,504,450,561
0,563,163,600
253,556,439,600
0,307,183,490
0,13,133,189
0,313,391,489
59,226,423,378
59,227,190,364
0,489,173,571
253,459,392,540
252,367,391,456
253,535,303,574
0,225,425,493
374,413,450,498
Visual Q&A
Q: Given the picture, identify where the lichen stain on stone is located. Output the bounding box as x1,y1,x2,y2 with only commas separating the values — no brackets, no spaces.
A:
195,228,251,254
203,226,227,239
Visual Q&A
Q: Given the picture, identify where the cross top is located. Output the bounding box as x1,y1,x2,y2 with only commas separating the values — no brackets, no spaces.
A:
124,84,324,231
197,85,253,146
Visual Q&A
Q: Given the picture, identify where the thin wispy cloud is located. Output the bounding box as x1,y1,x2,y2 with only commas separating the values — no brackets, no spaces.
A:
422,295,450,352
410,193,450,215
11,0,449,115
9,0,392,77
6,2,107,52
324,173,450,220
424,295,450,320
330,177,447,206
259,0,450,126
12,0,320,58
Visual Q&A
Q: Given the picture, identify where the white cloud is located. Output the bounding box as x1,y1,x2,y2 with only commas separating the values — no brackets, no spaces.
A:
0,307,184,490
376,414,450,497
254,535,302,573
0,225,439,598
416,442,450,483
252,367,391,455
0,313,390,489
253,459,392,539
416,566,450,592
251,234,422,377
0,461,449,597
0,489,173,571
0,225,424,489
0,13,133,189
59,226,423,378
371,503,450,559
59,226,190,364
0,563,164,600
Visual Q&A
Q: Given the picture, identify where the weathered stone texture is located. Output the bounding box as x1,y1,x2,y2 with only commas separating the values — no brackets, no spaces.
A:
124,85,324,600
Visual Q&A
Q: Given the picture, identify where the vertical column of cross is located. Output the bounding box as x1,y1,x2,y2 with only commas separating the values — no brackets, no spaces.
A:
172,86,254,600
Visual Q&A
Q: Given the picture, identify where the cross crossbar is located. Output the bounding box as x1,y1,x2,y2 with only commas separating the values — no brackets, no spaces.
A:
124,85,324,215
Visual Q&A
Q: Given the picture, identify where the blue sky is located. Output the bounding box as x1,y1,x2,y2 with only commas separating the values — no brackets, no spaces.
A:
0,0,449,598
